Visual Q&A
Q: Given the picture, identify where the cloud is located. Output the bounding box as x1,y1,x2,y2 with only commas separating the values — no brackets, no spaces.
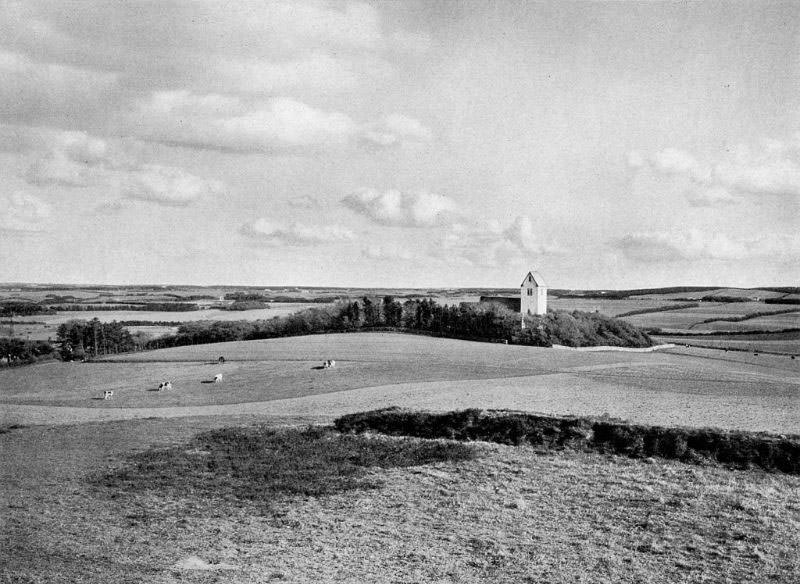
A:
435,215,564,268
130,91,359,152
362,245,414,261
24,130,114,187
631,138,800,204
121,165,225,207
686,186,739,207
342,188,458,227
362,114,432,147
0,50,117,126
240,219,354,246
613,229,798,262
0,191,52,233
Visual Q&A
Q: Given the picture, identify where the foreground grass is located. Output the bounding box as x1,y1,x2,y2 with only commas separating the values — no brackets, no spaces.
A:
2,420,798,583
97,426,475,508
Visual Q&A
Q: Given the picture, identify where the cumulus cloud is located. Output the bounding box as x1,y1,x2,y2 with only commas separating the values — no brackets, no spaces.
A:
435,215,563,268
24,130,114,187
342,188,458,227
362,114,433,147
613,229,798,262
0,191,52,233
631,138,800,204
129,91,359,152
686,186,739,207
121,165,225,207
362,244,414,261
240,219,354,246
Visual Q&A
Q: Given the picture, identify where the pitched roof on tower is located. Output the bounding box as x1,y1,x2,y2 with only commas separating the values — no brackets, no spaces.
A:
521,271,546,287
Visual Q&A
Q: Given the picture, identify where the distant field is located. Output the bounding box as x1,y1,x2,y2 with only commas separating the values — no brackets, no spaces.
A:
631,288,787,300
620,303,800,332
691,311,800,332
0,303,324,343
654,332,800,355
549,297,680,316
2,333,798,434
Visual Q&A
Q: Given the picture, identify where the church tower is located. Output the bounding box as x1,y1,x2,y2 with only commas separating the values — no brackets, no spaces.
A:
520,270,547,317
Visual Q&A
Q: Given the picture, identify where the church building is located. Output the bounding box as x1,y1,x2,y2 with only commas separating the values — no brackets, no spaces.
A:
520,270,547,316
479,270,548,319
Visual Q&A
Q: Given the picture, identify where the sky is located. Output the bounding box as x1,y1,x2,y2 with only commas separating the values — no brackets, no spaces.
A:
0,0,798,289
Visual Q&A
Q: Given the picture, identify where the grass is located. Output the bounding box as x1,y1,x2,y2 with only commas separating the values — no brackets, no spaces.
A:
97,425,475,508
3,333,799,435
335,408,800,474
2,417,799,583
654,332,800,355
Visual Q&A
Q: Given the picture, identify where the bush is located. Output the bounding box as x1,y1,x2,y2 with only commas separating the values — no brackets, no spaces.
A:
97,426,475,510
336,408,800,474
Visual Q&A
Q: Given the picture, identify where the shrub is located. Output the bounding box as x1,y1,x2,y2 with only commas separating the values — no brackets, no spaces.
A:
336,408,800,474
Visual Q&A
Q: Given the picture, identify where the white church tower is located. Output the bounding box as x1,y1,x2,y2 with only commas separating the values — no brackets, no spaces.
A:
520,270,547,317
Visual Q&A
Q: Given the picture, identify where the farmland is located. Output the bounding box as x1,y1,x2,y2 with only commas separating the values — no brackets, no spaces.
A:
1,329,799,583
2,333,798,433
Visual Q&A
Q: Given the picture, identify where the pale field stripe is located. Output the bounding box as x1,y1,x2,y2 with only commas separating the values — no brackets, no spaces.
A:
2,370,798,434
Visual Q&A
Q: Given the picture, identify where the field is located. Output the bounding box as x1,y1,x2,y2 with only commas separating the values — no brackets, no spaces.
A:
654,331,800,356
2,419,798,583
619,303,800,333
2,291,800,582
0,303,324,342
2,333,799,433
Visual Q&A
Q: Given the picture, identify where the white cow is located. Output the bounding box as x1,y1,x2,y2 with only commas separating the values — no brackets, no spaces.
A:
329,360,335,368
103,390,113,400
213,373,223,383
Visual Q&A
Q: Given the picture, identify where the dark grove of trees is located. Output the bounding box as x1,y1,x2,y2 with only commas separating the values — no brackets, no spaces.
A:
56,319,136,360
0,338,55,366
145,297,652,350
0,302,55,316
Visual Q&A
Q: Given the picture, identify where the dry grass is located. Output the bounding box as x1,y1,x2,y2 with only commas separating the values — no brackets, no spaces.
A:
2,334,799,434
1,418,798,583
621,303,800,332
654,333,800,356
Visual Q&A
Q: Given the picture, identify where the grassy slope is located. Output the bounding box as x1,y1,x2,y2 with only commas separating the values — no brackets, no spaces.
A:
1,419,798,584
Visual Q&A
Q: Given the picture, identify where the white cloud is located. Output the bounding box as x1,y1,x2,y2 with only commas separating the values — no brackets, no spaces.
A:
632,138,800,204
435,215,564,268
342,188,458,227
714,157,800,197
130,91,359,152
122,165,225,207
614,229,799,262
650,148,699,175
0,191,52,233
362,245,414,261
362,114,432,147
686,186,739,207
24,130,114,187
241,219,354,246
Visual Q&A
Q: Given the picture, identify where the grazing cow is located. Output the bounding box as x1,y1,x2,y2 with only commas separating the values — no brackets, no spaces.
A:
213,373,223,383
103,390,113,400
329,360,335,368
218,356,225,365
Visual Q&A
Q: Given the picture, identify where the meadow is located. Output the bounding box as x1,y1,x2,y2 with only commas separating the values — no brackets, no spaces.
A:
2,286,800,582
1,417,798,583
2,331,799,583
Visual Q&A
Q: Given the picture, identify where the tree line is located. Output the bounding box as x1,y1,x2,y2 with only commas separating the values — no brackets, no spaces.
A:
144,297,651,350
